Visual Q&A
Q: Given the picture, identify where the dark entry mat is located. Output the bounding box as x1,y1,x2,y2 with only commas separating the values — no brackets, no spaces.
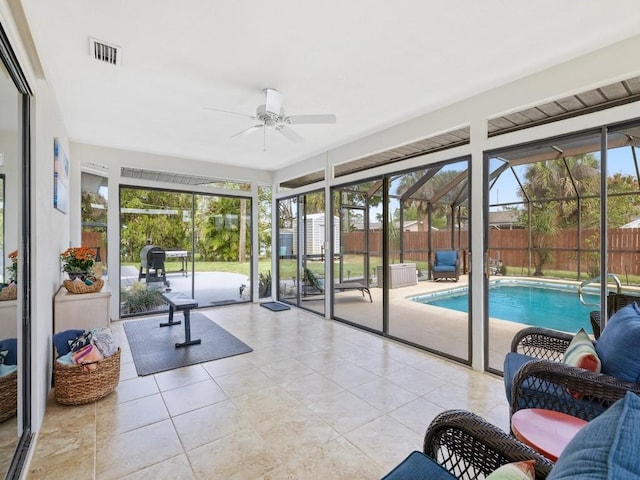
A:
260,302,291,312
123,313,253,376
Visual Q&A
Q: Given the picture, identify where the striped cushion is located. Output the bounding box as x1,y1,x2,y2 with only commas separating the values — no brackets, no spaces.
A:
563,328,601,372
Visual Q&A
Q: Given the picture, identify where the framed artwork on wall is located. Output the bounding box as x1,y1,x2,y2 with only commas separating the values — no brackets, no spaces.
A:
53,137,69,213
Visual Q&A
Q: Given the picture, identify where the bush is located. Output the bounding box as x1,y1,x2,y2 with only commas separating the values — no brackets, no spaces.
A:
121,282,164,313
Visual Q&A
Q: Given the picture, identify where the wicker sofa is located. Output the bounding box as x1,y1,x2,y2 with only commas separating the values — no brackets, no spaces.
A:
504,303,640,422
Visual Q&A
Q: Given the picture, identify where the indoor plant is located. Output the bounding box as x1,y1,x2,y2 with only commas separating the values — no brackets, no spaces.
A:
7,250,17,283
60,246,96,279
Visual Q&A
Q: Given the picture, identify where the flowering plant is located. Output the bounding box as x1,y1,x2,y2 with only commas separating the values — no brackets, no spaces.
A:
60,247,96,275
7,250,17,283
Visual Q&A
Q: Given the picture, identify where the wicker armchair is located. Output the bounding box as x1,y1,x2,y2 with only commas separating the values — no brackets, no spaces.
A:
506,326,640,421
419,410,553,479
589,291,639,339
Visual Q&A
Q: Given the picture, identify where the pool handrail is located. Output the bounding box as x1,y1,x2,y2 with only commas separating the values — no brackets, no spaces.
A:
578,273,622,307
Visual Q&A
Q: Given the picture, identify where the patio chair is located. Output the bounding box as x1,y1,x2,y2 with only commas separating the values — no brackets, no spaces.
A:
383,409,553,480
589,291,639,339
431,250,459,282
504,302,640,423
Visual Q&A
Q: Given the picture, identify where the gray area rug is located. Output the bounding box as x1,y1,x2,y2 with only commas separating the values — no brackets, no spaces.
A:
123,313,253,376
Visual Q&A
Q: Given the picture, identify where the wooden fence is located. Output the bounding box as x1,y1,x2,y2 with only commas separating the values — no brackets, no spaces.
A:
341,227,640,275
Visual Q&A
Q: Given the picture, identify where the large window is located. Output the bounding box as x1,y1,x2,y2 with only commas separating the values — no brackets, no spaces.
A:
119,187,252,316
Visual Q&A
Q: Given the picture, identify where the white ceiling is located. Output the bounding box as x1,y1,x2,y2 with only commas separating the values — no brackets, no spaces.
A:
19,1,640,171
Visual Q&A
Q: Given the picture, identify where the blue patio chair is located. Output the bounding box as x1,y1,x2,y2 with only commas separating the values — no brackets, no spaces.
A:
431,250,459,282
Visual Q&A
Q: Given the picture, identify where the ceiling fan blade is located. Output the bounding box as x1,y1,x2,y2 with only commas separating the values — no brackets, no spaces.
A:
231,124,263,138
264,88,283,114
203,106,255,119
285,114,336,125
276,124,303,143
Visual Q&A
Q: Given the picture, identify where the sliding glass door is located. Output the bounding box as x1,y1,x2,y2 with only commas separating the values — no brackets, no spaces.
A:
119,187,251,316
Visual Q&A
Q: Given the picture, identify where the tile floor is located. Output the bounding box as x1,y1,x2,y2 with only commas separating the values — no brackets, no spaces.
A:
26,303,510,479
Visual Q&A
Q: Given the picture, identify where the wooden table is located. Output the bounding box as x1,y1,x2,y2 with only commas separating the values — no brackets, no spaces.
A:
511,408,587,462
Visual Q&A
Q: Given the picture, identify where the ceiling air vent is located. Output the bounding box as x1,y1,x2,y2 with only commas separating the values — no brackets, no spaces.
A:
89,38,121,65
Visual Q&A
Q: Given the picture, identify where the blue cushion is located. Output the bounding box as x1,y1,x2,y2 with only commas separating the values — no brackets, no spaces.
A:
52,329,85,357
382,451,455,480
503,352,536,402
433,265,456,273
435,251,457,266
595,302,640,383
0,338,17,365
548,391,640,479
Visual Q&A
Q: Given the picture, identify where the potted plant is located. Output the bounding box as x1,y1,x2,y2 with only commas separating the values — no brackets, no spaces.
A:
60,246,96,280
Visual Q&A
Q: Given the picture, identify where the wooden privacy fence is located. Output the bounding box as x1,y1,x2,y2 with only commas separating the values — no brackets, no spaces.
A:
341,227,640,275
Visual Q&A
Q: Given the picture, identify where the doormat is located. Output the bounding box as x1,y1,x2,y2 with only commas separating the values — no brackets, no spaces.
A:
123,313,253,376
260,301,291,312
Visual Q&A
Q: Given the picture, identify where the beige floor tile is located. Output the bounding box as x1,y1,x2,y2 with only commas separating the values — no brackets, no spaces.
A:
317,361,379,389
349,377,418,413
96,419,183,480
96,393,169,437
230,385,303,420
281,372,344,405
251,407,340,458
261,436,386,479
215,367,279,398
153,364,210,392
121,454,196,480
383,365,447,396
188,428,283,480
344,415,423,472
111,375,159,403
258,357,315,384
161,378,228,416
388,397,446,435
307,390,383,434
201,353,254,378
173,399,251,451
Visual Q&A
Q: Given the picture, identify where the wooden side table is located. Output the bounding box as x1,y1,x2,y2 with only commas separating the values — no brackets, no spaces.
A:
511,408,587,462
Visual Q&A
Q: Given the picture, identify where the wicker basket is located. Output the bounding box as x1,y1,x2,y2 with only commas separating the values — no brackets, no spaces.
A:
54,348,120,405
0,370,17,422
63,278,104,294
0,284,17,301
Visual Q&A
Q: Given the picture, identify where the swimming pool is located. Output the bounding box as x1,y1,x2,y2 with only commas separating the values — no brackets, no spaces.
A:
410,279,597,333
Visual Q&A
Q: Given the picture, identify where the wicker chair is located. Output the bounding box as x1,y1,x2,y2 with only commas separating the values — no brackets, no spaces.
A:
387,409,553,479
589,291,639,339
506,326,640,422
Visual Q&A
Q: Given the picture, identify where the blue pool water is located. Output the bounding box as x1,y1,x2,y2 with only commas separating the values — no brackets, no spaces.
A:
411,281,596,332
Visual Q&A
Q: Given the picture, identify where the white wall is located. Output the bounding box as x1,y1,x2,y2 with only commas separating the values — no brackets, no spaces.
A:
0,0,72,434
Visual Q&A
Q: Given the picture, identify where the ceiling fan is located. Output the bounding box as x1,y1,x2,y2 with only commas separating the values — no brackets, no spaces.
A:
204,88,336,149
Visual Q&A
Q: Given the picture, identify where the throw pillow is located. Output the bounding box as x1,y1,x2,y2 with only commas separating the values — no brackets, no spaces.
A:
52,329,84,357
547,391,640,479
71,344,103,371
68,331,93,353
595,302,640,383
0,363,17,377
92,328,118,357
486,460,535,480
0,338,17,365
563,328,600,372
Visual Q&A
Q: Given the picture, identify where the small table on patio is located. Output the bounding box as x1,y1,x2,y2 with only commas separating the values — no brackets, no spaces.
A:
511,408,587,462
